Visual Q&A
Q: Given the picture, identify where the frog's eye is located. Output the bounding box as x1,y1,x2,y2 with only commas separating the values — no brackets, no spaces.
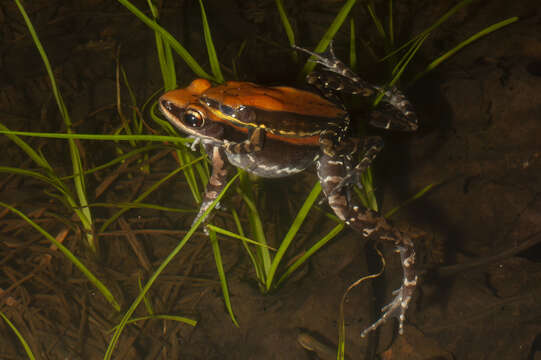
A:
182,109,205,128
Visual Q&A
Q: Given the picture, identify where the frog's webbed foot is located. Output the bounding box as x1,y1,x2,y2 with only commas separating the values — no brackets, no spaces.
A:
293,42,376,97
370,86,418,132
361,239,417,337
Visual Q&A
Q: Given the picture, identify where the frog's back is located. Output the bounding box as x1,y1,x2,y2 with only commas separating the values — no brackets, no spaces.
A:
201,81,347,138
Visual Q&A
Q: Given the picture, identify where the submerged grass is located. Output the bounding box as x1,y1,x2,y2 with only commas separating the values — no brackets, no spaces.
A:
13,0,95,252
0,311,36,360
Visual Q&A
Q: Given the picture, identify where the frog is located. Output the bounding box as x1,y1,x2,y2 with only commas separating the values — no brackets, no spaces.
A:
158,44,418,337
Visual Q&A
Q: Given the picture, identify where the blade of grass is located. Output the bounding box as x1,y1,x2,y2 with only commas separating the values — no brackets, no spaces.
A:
349,18,357,70
276,222,344,287
238,172,272,285
0,129,192,143
208,228,239,326
91,201,195,213
380,0,476,62
103,172,240,360
198,0,224,82
300,0,357,75
99,155,204,232
384,181,440,218
366,2,386,40
108,314,197,331
241,191,271,284
265,182,321,291
147,0,177,90
117,0,214,81
0,311,36,360
0,202,120,311
0,166,95,237
275,0,297,62
388,0,394,46
206,224,276,250
14,0,95,250
412,16,519,82
0,124,52,172
138,273,154,315
231,208,264,282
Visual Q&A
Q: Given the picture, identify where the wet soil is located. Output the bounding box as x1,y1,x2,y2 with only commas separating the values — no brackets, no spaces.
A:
1,1,540,359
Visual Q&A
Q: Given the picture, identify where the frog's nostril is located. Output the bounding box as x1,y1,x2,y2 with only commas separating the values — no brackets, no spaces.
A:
161,99,174,111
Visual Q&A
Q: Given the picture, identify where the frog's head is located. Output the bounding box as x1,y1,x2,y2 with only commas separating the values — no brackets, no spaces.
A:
159,79,224,141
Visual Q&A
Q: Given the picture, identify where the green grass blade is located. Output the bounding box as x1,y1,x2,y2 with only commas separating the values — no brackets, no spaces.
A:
91,202,194,213
300,0,357,75
265,182,322,291
0,202,120,311
276,223,344,287
386,33,428,90
0,311,36,360
138,274,154,315
385,181,440,218
99,155,204,232
231,208,264,282
206,224,276,250
147,0,177,90
349,18,357,70
198,0,224,82
413,16,519,82
0,123,52,172
237,172,271,285
13,0,67,123
389,32,428,80
0,129,192,143
366,2,386,40
177,145,204,204
103,172,240,360
108,314,197,331
380,0,476,62
275,0,297,62
388,0,394,46
14,0,95,250
208,228,239,326
0,166,94,233
241,190,271,283
117,0,213,80
78,144,163,176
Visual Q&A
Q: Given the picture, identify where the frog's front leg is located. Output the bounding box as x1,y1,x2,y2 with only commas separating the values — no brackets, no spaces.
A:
192,144,230,227
223,127,265,154
317,153,417,337
193,129,265,227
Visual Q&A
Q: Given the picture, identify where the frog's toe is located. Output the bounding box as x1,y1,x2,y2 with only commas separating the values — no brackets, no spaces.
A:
361,283,410,337
361,243,417,337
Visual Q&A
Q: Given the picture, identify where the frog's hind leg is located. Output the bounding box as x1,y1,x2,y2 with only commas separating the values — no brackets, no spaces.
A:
317,153,417,337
